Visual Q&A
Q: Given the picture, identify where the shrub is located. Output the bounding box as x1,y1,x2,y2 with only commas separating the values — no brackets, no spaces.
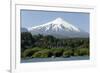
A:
51,48,64,57
78,48,89,56
32,49,52,58
72,48,89,56
73,49,79,56
74,51,79,56
22,49,33,58
63,50,72,57
22,47,43,58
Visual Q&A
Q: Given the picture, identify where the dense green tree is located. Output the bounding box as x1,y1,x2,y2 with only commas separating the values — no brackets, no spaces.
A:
21,32,34,52
21,33,89,58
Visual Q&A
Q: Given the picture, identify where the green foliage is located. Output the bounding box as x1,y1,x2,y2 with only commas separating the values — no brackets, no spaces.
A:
21,47,89,58
78,48,89,56
51,48,64,57
21,47,43,58
74,50,79,56
21,32,89,50
32,49,51,58
73,48,89,56
63,50,72,57
21,33,89,58
21,32,34,52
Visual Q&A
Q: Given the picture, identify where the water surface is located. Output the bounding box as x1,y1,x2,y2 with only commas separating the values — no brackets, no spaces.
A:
21,56,89,63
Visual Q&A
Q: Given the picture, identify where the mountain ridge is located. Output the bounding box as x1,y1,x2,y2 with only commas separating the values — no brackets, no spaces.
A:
28,17,89,38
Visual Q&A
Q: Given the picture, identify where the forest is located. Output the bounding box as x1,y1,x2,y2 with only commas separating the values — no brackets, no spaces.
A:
21,32,89,59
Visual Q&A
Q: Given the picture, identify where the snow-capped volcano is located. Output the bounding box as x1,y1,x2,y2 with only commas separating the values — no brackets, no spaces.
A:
28,17,89,38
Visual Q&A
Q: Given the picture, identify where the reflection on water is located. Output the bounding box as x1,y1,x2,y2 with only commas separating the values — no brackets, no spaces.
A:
21,56,89,63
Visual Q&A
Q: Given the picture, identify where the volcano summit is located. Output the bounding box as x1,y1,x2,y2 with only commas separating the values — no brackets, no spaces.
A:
28,17,89,38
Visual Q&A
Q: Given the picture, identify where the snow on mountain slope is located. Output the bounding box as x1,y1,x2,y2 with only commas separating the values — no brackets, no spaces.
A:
28,17,89,38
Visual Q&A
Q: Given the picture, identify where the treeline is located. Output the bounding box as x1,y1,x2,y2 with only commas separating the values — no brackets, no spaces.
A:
21,32,89,58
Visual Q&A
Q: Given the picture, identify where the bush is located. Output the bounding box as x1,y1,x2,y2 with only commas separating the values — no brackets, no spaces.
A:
78,48,89,56
22,49,33,58
21,47,89,59
72,48,89,56
51,48,64,57
22,47,43,58
63,50,72,57
74,51,79,56
73,49,79,56
32,49,52,58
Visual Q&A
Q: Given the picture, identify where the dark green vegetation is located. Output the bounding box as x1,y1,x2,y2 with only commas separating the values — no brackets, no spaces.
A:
21,32,89,59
